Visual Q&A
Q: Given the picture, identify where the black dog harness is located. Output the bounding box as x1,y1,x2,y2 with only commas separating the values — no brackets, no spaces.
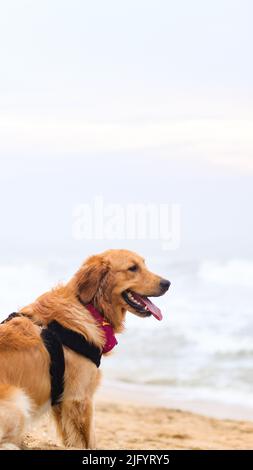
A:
1,313,102,406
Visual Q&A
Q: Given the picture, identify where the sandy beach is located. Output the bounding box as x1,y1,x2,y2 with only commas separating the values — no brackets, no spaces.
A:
24,396,253,450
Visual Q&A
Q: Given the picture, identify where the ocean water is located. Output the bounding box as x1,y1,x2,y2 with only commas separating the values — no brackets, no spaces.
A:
0,257,253,419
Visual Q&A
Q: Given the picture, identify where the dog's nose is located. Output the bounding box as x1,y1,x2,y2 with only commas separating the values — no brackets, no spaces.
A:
160,279,171,291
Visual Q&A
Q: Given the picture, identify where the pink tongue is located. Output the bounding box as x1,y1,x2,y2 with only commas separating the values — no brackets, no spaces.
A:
132,293,163,321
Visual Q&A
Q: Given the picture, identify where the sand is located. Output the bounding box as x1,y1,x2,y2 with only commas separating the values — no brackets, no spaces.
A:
23,398,253,450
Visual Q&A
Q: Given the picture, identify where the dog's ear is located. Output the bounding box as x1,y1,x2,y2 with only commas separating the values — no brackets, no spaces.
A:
95,269,115,320
74,255,110,304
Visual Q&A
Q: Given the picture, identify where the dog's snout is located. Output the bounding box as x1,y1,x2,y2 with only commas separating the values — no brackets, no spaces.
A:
160,279,171,291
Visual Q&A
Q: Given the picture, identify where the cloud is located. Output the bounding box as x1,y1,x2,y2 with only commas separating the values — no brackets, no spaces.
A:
0,115,252,173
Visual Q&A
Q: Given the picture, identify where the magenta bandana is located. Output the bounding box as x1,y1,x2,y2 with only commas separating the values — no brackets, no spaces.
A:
85,303,118,353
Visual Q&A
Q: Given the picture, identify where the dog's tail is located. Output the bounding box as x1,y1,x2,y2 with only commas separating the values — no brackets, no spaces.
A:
0,384,33,450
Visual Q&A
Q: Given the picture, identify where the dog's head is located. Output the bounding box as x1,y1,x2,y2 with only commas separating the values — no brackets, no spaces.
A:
72,249,170,332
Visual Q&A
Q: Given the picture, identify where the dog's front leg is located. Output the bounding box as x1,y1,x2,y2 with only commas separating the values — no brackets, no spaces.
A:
53,399,96,449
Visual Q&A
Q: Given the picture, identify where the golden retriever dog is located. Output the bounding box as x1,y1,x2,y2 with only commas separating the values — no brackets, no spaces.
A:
0,249,170,450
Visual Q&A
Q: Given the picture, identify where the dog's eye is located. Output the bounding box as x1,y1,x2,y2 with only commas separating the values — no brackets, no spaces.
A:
128,264,138,272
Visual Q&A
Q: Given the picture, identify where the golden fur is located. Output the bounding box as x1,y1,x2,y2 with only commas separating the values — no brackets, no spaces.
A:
0,249,168,449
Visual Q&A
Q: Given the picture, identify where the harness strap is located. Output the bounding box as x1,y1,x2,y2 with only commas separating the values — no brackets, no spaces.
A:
41,327,65,406
1,312,24,324
1,313,102,406
47,321,102,368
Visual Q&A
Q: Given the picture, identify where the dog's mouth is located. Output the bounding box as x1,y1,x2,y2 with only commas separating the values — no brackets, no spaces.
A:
122,290,163,321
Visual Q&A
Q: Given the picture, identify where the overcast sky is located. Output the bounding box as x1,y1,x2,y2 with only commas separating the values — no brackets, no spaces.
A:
0,1,252,263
